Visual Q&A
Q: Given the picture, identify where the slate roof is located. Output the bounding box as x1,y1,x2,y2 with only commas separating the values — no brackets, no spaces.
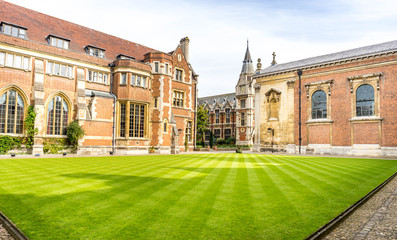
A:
198,93,236,109
255,39,397,76
0,0,156,61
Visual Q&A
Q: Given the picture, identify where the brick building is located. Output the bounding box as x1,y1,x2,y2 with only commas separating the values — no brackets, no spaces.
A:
198,43,255,146
0,1,198,155
253,40,397,156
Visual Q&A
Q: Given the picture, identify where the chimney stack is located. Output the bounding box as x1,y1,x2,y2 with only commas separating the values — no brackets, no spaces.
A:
180,37,190,62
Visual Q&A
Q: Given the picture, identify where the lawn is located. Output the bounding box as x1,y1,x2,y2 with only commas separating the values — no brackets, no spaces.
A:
0,154,396,239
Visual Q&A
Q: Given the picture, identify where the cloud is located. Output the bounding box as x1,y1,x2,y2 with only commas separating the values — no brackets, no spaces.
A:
6,0,397,97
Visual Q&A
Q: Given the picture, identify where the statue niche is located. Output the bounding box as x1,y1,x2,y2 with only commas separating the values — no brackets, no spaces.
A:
265,88,281,120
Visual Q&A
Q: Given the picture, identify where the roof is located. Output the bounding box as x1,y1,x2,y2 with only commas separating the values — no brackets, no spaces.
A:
241,41,254,74
255,39,397,76
198,93,236,110
0,0,156,61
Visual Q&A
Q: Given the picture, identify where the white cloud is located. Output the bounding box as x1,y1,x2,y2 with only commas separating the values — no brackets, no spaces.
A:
6,0,397,97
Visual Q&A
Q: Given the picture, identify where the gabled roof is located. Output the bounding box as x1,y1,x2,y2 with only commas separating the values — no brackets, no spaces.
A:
255,39,397,76
198,93,236,110
0,0,156,61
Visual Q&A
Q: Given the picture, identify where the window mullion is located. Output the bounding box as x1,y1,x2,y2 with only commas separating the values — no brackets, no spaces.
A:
13,93,18,134
4,91,9,133
126,102,130,139
52,100,56,135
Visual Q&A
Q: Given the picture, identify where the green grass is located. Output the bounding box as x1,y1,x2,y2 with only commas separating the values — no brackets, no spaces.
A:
0,154,396,239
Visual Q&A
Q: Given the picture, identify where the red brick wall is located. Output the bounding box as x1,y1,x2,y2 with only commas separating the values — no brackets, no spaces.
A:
294,54,397,147
353,123,379,144
308,125,330,144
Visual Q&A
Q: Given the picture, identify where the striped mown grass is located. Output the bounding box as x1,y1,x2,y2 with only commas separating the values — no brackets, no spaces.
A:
0,154,396,239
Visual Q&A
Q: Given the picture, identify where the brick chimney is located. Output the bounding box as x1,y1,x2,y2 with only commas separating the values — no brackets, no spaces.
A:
180,37,190,62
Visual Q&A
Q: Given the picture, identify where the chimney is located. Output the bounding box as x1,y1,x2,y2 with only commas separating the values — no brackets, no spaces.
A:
180,37,190,62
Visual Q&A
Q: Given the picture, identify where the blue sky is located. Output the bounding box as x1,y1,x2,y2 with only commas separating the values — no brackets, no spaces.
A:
7,0,397,97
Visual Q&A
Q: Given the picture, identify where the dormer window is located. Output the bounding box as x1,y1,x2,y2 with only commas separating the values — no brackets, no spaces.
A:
117,54,135,60
85,45,105,58
47,35,70,49
1,22,27,39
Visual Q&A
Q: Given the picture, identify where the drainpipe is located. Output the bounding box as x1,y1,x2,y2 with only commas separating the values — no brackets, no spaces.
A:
193,78,197,150
297,69,302,154
108,63,117,154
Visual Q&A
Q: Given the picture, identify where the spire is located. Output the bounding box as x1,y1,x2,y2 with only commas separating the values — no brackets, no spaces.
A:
241,40,254,74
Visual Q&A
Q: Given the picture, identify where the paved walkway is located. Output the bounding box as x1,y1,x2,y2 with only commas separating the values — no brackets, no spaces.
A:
323,174,397,240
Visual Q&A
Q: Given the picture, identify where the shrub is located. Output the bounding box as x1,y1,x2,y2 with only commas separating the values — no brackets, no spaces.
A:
0,136,22,154
66,120,85,152
24,106,38,150
43,138,67,154
216,137,226,145
227,137,236,145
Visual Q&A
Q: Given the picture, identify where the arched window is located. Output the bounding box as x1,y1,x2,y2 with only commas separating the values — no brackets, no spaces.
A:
312,90,327,119
0,89,25,134
47,95,69,135
356,84,374,117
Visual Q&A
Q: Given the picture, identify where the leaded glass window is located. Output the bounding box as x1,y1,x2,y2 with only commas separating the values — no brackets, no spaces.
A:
119,102,146,138
215,110,220,123
0,90,25,134
225,109,230,123
312,90,327,119
185,121,192,142
47,96,69,135
241,112,245,126
120,103,126,137
356,84,374,117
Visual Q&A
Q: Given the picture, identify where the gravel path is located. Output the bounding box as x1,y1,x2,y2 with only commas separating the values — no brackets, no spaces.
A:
323,174,397,240
0,224,13,240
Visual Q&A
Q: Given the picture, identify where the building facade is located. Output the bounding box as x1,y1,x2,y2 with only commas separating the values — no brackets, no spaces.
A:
253,40,397,156
198,43,255,146
0,1,197,155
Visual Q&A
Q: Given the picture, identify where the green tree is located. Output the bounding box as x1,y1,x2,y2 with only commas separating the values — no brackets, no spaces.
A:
66,120,85,152
196,105,209,142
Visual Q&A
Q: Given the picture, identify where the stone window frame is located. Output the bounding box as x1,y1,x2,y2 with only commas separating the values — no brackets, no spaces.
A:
185,120,192,143
265,88,281,121
0,85,28,135
172,90,185,108
305,80,333,124
45,92,72,136
0,51,30,71
175,68,184,82
117,101,148,139
348,73,382,120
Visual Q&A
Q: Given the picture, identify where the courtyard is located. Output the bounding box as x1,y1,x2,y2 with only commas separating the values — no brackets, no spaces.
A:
0,153,397,239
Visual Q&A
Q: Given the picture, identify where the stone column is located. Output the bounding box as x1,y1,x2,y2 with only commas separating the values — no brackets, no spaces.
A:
253,84,261,152
76,68,86,151
32,59,45,155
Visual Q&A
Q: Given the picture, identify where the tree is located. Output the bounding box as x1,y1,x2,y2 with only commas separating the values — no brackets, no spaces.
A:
196,105,209,142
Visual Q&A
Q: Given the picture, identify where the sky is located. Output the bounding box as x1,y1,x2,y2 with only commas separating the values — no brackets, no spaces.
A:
6,0,397,97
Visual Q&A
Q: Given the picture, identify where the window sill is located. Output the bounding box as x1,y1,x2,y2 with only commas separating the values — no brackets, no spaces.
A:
0,133,25,137
349,116,383,122
87,80,109,86
131,85,147,89
46,73,74,80
45,135,67,138
269,118,278,121
306,119,334,124
1,65,31,72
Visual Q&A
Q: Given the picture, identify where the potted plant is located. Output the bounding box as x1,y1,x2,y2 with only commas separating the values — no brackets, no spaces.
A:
236,146,242,153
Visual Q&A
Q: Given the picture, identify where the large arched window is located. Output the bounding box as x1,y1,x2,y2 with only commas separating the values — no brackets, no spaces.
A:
356,84,374,117
0,89,25,134
47,95,69,135
311,90,327,119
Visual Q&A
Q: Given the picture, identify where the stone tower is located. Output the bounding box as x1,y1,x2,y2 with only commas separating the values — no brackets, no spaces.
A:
235,41,255,146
